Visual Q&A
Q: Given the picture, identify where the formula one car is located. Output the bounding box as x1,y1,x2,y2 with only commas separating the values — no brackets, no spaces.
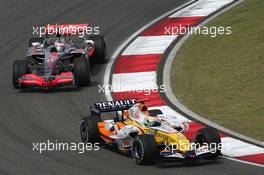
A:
80,99,222,165
13,24,107,89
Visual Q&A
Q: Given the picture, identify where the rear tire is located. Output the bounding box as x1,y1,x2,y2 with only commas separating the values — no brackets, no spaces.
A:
131,135,159,165
74,57,91,86
13,60,28,89
195,127,221,160
80,117,100,144
89,35,107,63
28,37,45,47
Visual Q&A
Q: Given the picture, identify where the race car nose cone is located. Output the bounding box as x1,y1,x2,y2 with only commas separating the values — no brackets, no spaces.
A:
44,76,53,82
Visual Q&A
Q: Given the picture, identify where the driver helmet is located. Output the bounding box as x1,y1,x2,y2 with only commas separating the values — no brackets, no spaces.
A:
144,115,160,127
54,40,65,52
104,119,116,131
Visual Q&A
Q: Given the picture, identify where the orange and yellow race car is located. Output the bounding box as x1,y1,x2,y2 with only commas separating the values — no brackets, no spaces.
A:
79,99,222,165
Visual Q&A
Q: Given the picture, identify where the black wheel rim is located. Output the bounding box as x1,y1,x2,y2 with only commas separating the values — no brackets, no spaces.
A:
80,121,88,142
134,141,143,160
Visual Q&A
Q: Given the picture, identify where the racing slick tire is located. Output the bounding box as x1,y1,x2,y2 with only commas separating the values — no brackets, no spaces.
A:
89,35,107,63
74,57,91,86
28,37,45,47
80,117,100,144
13,60,28,89
132,135,160,165
195,127,221,160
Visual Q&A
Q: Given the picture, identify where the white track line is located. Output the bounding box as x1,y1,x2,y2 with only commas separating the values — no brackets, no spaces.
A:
223,156,264,168
221,137,264,157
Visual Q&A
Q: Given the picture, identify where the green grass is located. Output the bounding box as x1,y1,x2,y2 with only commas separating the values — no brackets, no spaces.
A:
171,0,264,141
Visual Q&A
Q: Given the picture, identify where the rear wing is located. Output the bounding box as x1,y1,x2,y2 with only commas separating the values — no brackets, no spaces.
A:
93,99,137,113
45,24,89,35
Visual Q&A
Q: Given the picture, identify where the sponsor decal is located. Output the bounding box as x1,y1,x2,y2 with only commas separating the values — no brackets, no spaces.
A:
94,99,136,111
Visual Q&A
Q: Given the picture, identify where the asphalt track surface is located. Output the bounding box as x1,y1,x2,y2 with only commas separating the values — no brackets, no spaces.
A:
0,0,263,174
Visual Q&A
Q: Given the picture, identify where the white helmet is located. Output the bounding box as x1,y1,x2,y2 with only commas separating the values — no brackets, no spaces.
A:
54,40,65,52
104,119,115,131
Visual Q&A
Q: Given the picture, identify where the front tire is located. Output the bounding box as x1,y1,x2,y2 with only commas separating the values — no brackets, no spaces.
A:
13,60,28,89
74,57,91,86
195,127,221,160
89,35,107,63
131,135,159,165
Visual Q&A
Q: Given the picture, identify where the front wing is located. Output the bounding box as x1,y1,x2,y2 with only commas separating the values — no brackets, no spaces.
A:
19,72,74,88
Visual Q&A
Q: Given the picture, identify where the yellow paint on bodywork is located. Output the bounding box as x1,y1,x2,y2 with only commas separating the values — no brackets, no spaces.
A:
124,118,191,153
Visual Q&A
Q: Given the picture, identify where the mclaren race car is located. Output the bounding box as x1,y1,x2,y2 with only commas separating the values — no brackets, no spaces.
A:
13,24,107,89
80,99,222,165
